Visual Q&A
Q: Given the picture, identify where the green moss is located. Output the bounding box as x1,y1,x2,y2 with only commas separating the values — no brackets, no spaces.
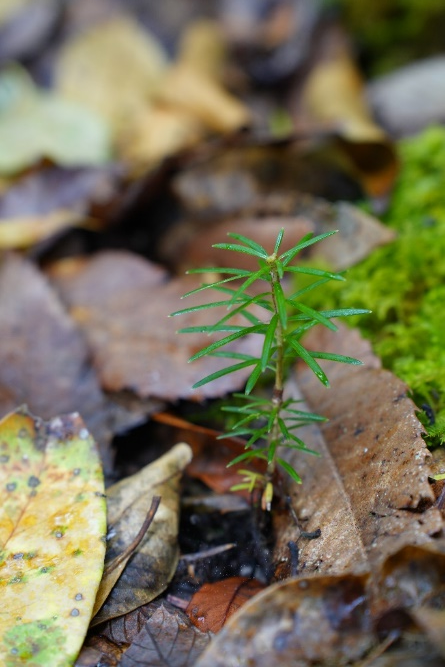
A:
328,0,445,75
305,126,445,447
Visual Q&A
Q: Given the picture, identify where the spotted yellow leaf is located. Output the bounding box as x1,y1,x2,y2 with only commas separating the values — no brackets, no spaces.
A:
0,407,106,667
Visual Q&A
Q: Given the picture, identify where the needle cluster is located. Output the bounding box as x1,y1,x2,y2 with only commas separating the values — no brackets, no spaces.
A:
171,229,369,507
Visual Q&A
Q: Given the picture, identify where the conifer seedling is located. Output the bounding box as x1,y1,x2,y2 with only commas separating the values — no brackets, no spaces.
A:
171,229,369,509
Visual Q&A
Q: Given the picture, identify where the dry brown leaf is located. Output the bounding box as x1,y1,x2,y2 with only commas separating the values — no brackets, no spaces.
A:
161,195,395,273
0,165,123,221
119,600,212,667
92,443,192,625
79,598,212,667
197,573,374,666
186,577,265,634
47,250,264,402
0,254,135,471
151,412,265,496
273,325,443,581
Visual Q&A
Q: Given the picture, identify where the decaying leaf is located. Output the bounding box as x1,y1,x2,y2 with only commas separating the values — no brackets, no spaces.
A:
197,573,374,666
161,194,395,273
119,600,212,667
0,254,136,472
0,165,123,221
186,577,265,634
296,324,443,565
273,324,443,581
0,407,106,667
92,443,192,625
47,250,264,402
0,65,111,176
78,598,213,667
152,411,264,495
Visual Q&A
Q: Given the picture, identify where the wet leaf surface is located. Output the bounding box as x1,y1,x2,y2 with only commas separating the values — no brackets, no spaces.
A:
48,250,264,402
92,443,192,625
186,576,265,633
0,407,106,667
119,600,212,667
78,598,212,667
197,573,374,666
296,325,444,566
0,254,135,472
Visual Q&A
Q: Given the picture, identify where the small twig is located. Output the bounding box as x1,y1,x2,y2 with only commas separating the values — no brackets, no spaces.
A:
104,495,161,576
287,541,299,577
180,543,236,563
286,495,322,541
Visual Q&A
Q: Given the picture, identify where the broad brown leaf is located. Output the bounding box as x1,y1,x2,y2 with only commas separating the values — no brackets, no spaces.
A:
92,443,192,625
78,600,212,667
0,254,134,471
295,324,443,565
119,601,212,667
186,577,265,634
161,195,394,274
197,574,374,666
47,251,264,402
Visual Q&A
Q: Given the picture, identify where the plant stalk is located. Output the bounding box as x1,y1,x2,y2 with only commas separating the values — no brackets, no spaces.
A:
267,261,285,483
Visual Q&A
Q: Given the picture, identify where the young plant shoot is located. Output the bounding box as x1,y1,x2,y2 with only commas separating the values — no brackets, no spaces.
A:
171,229,369,509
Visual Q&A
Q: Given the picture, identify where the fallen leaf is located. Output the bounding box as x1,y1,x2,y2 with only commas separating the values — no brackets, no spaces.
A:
296,324,444,565
186,577,265,633
154,64,250,134
196,573,374,666
0,165,123,220
117,105,203,175
92,442,192,625
119,600,212,667
297,27,398,200
0,407,106,667
151,411,265,496
56,16,167,134
47,250,264,402
161,194,395,273
78,598,212,667
0,254,137,472
0,65,111,176
0,209,89,250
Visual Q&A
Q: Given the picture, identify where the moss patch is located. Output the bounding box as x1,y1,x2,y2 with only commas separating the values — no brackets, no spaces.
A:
304,126,445,447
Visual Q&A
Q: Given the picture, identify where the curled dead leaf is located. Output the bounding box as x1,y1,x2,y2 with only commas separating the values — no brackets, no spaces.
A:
186,577,265,634
92,443,192,625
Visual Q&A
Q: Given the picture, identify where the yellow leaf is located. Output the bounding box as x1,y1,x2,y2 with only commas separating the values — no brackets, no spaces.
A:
56,16,168,135
154,64,251,133
0,209,90,249
0,407,106,667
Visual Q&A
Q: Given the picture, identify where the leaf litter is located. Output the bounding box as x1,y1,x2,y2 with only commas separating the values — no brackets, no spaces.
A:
0,1,445,666
0,407,106,667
